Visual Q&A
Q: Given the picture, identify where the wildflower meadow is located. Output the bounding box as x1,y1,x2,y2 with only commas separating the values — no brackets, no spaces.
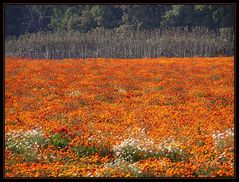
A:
4,57,234,177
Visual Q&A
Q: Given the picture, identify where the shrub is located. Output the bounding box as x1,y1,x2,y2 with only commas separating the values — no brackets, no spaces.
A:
112,128,158,162
5,127,48,162
155,86,165,91
157,137,190,162
73,144,112,158
76,145,99,158
49,133,69,149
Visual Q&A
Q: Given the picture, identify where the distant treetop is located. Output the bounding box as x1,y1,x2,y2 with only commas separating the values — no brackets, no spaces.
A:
5,4,234,37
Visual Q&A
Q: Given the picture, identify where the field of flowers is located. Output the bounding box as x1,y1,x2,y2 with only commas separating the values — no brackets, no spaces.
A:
5,57,234,177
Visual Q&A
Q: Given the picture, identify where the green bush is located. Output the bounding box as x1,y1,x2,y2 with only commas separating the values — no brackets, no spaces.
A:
74,144,112,158
5,127,48,162
155,86,165,91
50,133,69,149
113,137,159,162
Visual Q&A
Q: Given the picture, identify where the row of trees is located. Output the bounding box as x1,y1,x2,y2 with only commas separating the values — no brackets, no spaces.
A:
5,26,234,58
5,5,234,37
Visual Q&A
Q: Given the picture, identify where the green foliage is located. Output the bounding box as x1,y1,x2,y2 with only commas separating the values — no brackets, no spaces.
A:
5,128,48,162
91,5,122,29
5,5,234,58
117,145,143,162
162,5,194,27
194,165,216,177
77,145,99,158
100,145,113,157
5,5,234,37
165,150,188,162
113,140,190,163
155,86,165,91
74,144,112,158
49,133,69,149
195,140,205,147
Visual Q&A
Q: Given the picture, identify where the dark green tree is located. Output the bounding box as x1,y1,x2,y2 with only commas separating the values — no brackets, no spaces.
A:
91,5,122,29
161,5,196,28
5,5,53,36
5,4,234,37
48,5,80,31
5,5,25,37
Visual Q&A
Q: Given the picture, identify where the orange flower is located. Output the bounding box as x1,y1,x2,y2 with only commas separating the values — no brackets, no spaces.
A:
5,57,234,177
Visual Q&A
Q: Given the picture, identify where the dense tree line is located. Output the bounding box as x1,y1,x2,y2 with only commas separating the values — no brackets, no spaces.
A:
5,27,234,58
5,5,234,37
5,5,234,58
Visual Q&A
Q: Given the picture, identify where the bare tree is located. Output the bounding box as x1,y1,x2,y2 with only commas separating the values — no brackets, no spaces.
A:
5,26,234,59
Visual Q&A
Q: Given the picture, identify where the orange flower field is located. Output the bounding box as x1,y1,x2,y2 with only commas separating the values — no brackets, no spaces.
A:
4,57,234,177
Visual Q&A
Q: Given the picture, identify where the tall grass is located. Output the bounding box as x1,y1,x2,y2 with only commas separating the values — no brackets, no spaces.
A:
5,26,234,59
